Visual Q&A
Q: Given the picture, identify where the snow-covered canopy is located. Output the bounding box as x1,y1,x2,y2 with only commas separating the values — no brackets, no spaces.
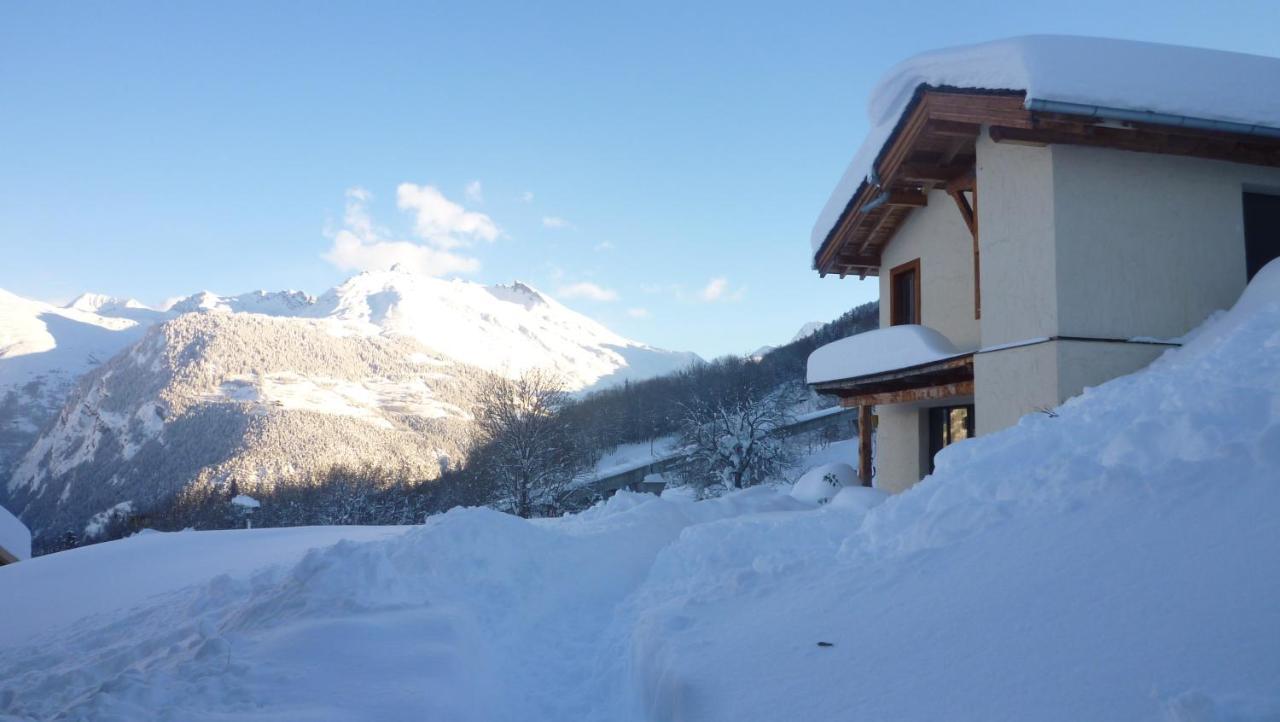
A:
812,35,1280,252
0,503,31,562
230,495,261,509
806,325,964,384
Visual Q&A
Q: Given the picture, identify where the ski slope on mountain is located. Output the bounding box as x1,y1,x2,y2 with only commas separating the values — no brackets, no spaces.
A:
2,263,1278,720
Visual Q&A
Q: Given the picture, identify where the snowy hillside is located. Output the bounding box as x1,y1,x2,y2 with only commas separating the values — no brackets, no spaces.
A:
5,312,479,545
0,290,155,485
3,264,1278,720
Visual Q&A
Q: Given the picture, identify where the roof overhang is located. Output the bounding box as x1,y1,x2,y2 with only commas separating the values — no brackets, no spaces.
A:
813,88,1280,279
811,352,974,407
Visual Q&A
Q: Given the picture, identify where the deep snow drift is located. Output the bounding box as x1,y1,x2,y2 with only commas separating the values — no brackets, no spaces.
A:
3,264,1280,720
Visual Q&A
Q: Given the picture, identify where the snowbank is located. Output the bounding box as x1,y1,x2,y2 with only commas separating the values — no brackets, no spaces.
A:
806,324,964,383
3,261,1280,720
0,503,30,562
812,35,1280,251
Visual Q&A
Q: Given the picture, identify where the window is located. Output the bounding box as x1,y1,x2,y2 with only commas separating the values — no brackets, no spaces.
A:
889,259,921,326
1243,192,1280,281
927,404,974,473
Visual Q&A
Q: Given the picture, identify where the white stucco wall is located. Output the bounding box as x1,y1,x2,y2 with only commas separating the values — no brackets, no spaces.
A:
877,188,981,350
872,404,924,494
973,342,1059,435
860,136,1280,490
1054,340,1168,404
1051,145,1280,339
974,339,1170,436
975,135,1058,347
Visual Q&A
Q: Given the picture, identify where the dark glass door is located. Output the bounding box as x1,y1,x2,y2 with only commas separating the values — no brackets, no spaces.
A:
1243,192,1280,281
927,404,975,473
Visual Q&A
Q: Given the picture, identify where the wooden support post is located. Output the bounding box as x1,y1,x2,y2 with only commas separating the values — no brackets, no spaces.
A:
857,404,873,486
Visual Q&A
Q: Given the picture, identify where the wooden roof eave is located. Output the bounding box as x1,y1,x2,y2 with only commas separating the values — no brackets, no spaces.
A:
811,353,975,407
814,88,1031,278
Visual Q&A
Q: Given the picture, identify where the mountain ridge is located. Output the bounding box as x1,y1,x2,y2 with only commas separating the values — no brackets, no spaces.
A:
0,271,699,545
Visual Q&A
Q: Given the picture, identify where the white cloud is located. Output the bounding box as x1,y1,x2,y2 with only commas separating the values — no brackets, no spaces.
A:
699,277,745,302
557,282,618,302
593,241,615,252
396,182,500,250
323,186,483,277
519,190,534,203
542,216,572,229
700,277,728,301
627,307,651,318
465,180,483,204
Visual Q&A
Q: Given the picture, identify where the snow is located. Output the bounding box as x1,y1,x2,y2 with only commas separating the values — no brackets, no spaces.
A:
65,292,151,316
789,462,859,504
83,500,134,538
791,320,825,342
812,35,1280,252
747,320,825,359
592,436,682,478
3,261,1280,719
313,270,699,391
0,525,409,648
806,323,964,383
230,495,260,509
212,372,462,427
0,502,31,561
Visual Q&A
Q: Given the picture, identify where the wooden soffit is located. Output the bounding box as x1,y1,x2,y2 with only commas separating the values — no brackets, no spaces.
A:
812,353,975,407
814,90,1030,279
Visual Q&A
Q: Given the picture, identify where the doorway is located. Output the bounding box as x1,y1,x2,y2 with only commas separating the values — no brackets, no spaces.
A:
927,404,975,474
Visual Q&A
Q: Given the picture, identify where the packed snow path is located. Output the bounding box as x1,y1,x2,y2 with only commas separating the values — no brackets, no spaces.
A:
4,262,1280,720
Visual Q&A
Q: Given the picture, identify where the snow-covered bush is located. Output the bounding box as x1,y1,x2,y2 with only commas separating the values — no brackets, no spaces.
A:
790,462,858,504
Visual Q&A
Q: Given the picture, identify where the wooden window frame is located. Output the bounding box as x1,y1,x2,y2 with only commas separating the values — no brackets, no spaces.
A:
889,258,922,326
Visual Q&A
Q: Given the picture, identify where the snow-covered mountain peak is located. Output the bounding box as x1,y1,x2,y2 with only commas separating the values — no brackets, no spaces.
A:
486,281,548,310
315,270,697,390
167,290,316,316
64,293,149,315
790,321,824,343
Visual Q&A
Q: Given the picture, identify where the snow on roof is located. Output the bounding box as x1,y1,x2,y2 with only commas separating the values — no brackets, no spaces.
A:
806,325,964,384
812,35,1280,253
231,495,261,509
0,503,31,562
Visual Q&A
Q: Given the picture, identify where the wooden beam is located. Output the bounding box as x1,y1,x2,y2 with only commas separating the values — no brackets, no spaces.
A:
857,405,873,486
924,119,982,138
882,190,929,207
839,380,975,408
989,123,1280,167
895,163,967,184
948,188,977,237
972,183,981,320
926,92,1033,128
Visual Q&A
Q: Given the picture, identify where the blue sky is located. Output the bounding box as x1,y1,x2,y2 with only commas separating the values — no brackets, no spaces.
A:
3,1,1279,358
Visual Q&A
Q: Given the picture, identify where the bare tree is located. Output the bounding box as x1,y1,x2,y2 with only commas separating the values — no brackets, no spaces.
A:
675,379,803,496
470,369,591,517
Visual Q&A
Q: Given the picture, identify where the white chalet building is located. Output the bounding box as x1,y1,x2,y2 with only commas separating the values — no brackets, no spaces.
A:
806,36,1280,492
